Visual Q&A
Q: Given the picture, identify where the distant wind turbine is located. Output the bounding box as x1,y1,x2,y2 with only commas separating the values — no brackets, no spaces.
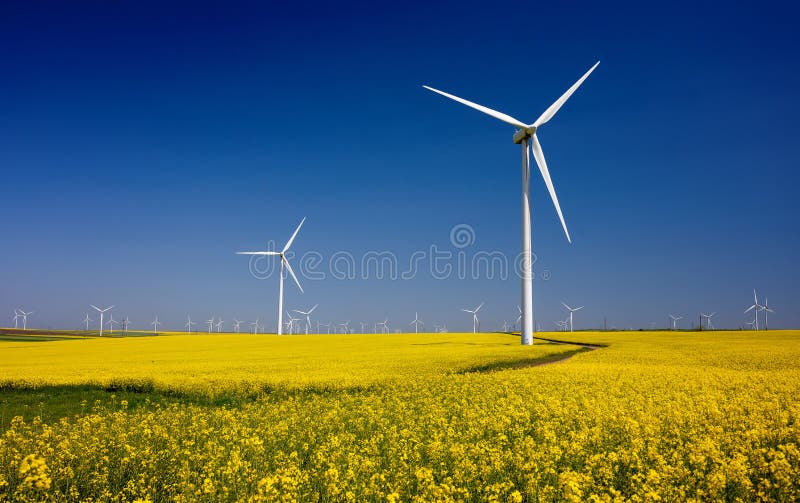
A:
700,312,716,330
185,315,196,333
286,311,301,334
121,316,131,335
13,310,22,329
82,313,92,331
90,305,113,337
409,312,423,333
561,302,584,332
250,318,260,334
762,298,775,331
339,320,352,334
16,309,33,330
205,318,214,334
216,317,224,333
461,303,484,333
233,318,242,333
376,319,388,334
106,313,118,335
237,217,306,336
151,316,161,334
744,289,762,330
424,62,600,345
293,304,318,335
668,314,682,330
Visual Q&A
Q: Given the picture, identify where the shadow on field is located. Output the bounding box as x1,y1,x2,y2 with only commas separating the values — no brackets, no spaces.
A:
457,346,595,374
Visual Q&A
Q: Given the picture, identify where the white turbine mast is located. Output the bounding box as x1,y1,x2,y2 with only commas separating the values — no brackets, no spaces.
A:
668,314,683,330
151,316,161,334
90,305,113,337
106,313,118,335
461,302,484,333
293,304,318,335
237,217,306,336
424,62,600,345
762,298,775,331
410,312,424,333
82,313,93,331
561,302,584,332
185,315,196,333
121,316,131,335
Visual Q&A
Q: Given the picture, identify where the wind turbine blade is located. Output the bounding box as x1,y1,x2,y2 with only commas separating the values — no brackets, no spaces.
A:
532,61,600,128
308,304,318,313
283,217,306,253
282,257,304,293
475,303,484,312
237,251,280,255
744,305,755,313
90,305,100,311
422,85,527,129
574,306,584,311
561,302,571,310
461,309,471,313
530,134,570,242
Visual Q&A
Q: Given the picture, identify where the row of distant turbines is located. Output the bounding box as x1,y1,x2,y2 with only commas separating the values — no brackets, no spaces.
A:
10,289,776,334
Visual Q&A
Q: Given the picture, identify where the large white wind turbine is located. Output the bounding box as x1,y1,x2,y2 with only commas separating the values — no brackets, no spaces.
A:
237,217,305,336
410,312,424,333
293,304,318,335
561,302,584,332
424,62,599,345
90,305,113,337
461,303,484,333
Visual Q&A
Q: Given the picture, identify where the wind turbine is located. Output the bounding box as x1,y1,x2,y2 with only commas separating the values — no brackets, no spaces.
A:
744,289,762,330
700,312,716,330
515,306,522,332
185,315,196,333
90,305,113,337
745,319,757,330
762,298,775,331
360,322,368,333
233,319,242,333
561,302,584,332
293,304,318,335
318,322,331,334
82,313,92,331
237,217,305,336
16,309,33,330
216,317,224,333
668,314,682,330
205,318,214,334
461,303,484,333
13,310,22,329
410,312,423,333
121,316,131,335
286,312,301,334
106,313,118,335
502,320,510,332
250,318,260,334
424,62,600,345
376,319,388,334
151,316,161,335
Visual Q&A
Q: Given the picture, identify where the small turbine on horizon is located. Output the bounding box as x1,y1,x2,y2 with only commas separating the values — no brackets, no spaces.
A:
293,304,318,335
668,314,683,330
90,305,113,337
561,302,584,332
461,303,484,333
410,312,424,333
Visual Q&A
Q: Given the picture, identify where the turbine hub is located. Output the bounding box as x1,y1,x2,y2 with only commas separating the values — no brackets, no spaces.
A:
512,127,536,144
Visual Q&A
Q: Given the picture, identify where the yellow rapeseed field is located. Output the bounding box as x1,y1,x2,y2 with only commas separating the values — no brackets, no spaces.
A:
1,330,799,502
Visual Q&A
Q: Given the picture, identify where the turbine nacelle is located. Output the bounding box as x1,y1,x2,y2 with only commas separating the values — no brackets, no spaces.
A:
512,127,537,144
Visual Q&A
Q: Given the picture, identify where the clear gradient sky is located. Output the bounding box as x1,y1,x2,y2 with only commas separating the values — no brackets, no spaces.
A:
1,0,798,332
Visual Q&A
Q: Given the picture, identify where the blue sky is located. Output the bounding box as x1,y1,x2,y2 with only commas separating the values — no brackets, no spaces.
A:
1,0,798,332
